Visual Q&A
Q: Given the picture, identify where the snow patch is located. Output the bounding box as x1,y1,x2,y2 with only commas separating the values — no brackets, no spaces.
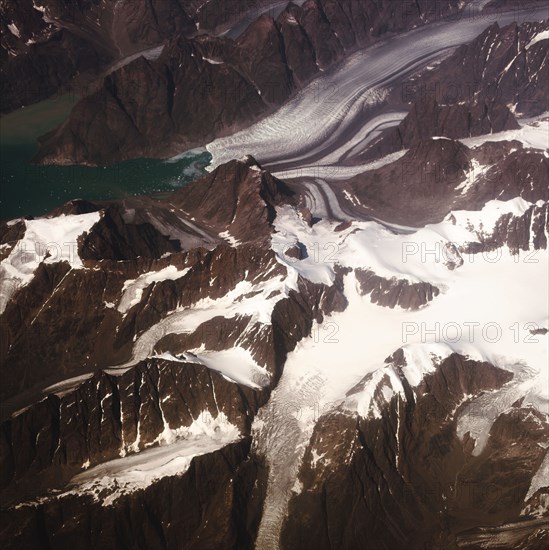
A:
344,343,452,419
118,265,190,314
461,113,549,151
117,272,291,371
526,30,549,50
219,230,241,247
285,14,298,25
7,23,20,38
202,56,224,65
33,2,46,13
456,159,491,194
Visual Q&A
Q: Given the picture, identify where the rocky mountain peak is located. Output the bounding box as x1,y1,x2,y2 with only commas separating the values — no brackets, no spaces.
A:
172,155,295,242
348,137,473,225
418,18,549,117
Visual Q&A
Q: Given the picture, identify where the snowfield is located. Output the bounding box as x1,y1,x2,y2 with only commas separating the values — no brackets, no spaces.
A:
86,190,546,527
0,212,101,314
460,115,549,151
254,195,548,543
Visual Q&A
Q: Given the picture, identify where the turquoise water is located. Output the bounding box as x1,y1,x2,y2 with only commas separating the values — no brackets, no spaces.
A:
0,95,211,221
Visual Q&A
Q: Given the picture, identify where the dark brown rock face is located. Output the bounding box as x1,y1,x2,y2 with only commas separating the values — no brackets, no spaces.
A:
0,437,265,550
78,205,182,261
412,20,549,118
33,34,268,165
172,156,295,242
0,220,26,261
32,0,462,165
281,353,546,550
48,199,102,217
477,149,549,205
0,0,198,113
0,226,350,548
0,29,110,113
348,138,472,225
285,244,307,260
277,5,319,87
344,132,548,227
464,201,549,255
2,0,298,113
355,268,440,309
0,198,355,550
0,156,299,403
363,98,520,162
0,242,281,402
0,358,265,504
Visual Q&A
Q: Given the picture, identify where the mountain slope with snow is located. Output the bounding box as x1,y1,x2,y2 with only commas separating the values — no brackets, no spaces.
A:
1,7,548,550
